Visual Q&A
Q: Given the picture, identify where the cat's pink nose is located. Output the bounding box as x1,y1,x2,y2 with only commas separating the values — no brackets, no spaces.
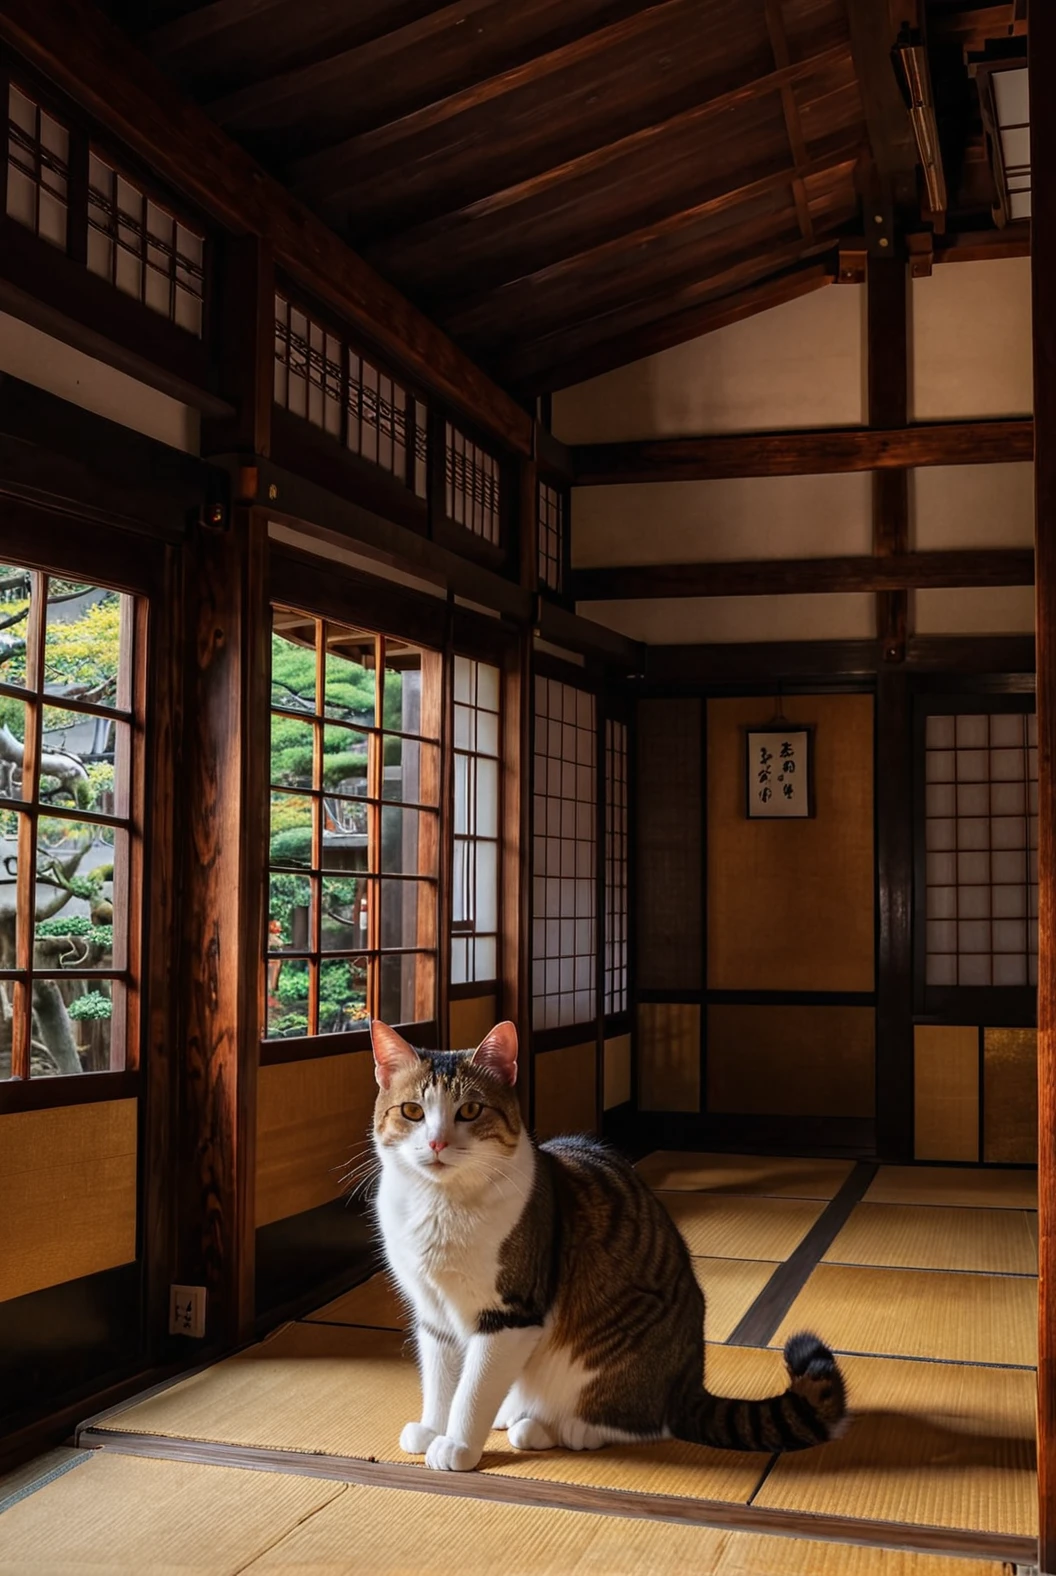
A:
429,1138,448,1153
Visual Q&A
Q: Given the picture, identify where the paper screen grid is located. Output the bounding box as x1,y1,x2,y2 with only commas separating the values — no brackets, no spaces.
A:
451,657,500,986
538,480,565,594
604,719,628,1016
924,711,1038,987
444,423,501,545
6,84,68,252
87,152,204,337
532,677,596,1031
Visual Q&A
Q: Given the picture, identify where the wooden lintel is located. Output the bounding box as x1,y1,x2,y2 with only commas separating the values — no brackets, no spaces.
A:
572,419,1033,484
573,549,1034,602
0,0,532,457
535,597,644,671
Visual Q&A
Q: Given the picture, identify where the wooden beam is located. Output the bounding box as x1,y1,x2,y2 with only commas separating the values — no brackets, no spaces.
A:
502,242,841,392
572,418,1034,483
0,0,532,457
1031,2,1056,1566
443,146,860,340
868,256,910,662
643,634,1035,684
763,0,813,241
845,0,918,224
935,224,1031,264
365,43,850,277
572,550,1034,601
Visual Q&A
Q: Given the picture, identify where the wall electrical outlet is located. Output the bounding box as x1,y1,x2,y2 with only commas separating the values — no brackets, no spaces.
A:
169,1284,207,1338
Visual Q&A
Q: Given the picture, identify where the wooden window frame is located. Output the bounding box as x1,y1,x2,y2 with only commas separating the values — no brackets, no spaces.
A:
450,651,503,995
913,685,1038,1027
536,472,571,605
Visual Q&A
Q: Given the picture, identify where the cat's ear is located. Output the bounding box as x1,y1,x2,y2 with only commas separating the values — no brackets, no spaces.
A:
371,1020,419,1089
471,1021,518,1086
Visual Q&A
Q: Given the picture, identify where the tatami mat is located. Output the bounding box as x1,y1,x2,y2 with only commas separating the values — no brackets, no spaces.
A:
743,1346,1037,1536
92,1321,768,1506
245,1479,1011,1576
307,1260,777,1345
0,1452,1010,1576
658,1192,824,1260
637,1151,854,1199
307,1271,406,1330
770,1263,1037,1368
0,1450,345,1574
866,1165,1037,1210
823,1203,1037,1275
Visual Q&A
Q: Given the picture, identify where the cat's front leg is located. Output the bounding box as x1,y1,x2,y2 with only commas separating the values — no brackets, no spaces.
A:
400,1324,461,1456
425,1325,543,1472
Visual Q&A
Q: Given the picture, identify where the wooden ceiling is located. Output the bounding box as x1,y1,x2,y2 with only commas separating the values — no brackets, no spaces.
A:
110,0,1025,396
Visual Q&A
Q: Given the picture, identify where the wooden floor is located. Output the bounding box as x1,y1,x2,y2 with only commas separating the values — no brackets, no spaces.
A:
0,1153,1038,1574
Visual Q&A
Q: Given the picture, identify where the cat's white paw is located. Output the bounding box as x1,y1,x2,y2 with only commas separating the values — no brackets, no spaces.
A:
508,1416,556,1452
424,1434,480,1472
559,1416,607,1451
399,1421,438,1455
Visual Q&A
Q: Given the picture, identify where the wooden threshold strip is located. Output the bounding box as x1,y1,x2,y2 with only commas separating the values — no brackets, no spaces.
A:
572,550,1034,602
78,1430,1035,1565
727,1162,878,1347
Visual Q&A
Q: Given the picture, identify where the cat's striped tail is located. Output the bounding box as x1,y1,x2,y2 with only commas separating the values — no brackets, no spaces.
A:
675,1332,848,1452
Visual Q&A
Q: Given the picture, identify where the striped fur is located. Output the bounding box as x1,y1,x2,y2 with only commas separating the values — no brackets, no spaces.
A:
370,1021,847,1472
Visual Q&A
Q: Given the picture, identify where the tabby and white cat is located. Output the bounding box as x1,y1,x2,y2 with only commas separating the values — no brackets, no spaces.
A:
370,1019,847,1473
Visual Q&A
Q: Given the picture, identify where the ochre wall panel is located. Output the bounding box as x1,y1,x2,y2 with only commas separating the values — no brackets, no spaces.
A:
603,1033,632,1110
707,694,875,992
914,1025,979,1162
707,1005,875,1118
983,1028,1038,1164
534,1042,597,1141
256,1052,377,1228
0,1099,137,1303
636,698,701,990
638,1003,701,1113
449,994,497,1051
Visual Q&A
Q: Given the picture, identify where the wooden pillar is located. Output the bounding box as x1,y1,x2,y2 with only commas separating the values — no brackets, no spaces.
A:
502,625,533,1126
869,255,914,1161
176,506,268,1346
1031,5,1056,1566
202,235,274,462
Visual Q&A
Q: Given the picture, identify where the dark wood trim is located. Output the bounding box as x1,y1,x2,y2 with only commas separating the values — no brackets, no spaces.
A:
502,630,532,1127
536,428,573,486
571,419,1033,484
1031,10,1056,1561
74,1429,1035,1566
706,990,877,1008
918,988,1038,1029
267,542,450,653
642,1111,877,1157
0,1067,139,1113
727,1161,878,1346
0,0,532,457
867,255,909,663
448,982,499,1004
643,637,1036,686
573,550,1034,602
535,598,644,672
202,236,274,460
533,1023,601,1057
875,669,914,1161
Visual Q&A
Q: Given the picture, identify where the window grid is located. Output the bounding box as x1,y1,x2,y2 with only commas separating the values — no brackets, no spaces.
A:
532,677,596,1031
266,609,441,1038
87,152,204,336
444,422,501,545
273,295,428,498
0,565,138,1083
451,657,501,987
924,711,1038,988
538,480,565,594
604,719,628,1016
6,84,69,251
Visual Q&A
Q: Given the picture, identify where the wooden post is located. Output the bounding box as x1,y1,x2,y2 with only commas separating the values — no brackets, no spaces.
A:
502,628,533,1126
1031,5,1056,1566
175,506,268,1346
202,235,274,463
868,255,909,663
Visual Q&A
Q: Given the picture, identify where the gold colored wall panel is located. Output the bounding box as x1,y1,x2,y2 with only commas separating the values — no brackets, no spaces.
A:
603,1034,632,1110
638,1003,701,1113
707,1004,874,1118
914,1025,979,1162
0,1099,137,1303
707,694,875,992
256,1052,377,1228
983,1028,1037,1164
449,994,497,1051
534,1042,597,1141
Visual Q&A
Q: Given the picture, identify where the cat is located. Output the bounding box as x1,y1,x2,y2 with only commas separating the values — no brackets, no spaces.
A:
370,1018,847,1473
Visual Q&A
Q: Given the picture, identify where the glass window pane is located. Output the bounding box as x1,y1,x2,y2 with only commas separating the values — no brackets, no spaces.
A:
269,791,314,868
320,875,369,952
266,957,311,1039
321,724,370,797
35,816,122,970
270,715,315,789
319,956,368,1033
43,581,126,706
383,736,440,806
41,707,128,816
381,878,436,952
380,951,434,1026
319,798,367,870
325,626,376,725
0,697,29,802
268,873,313,954
381,805,438,877
271,611,317,711
33,977,115,1077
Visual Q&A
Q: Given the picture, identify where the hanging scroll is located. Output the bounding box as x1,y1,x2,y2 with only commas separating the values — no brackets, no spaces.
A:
745,725,814,819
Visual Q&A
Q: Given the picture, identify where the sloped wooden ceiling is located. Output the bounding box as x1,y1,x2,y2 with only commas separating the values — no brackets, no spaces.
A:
111,0,1022,395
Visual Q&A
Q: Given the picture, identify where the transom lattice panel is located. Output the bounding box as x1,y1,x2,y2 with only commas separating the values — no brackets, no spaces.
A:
452,656,500,987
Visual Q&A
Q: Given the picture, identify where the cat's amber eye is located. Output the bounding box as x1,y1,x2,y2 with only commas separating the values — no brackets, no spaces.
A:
457,1101,483,1122
400,1102,425,1122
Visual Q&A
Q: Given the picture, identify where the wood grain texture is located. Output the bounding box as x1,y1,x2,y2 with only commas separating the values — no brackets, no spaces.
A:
874,667,913,1161
983,1028,1038,1166
706,694,874,992
571,420,1034,484
706,1004,875,1120
533,1041,597,1141
256,1051,377,1228
913,1025,980,1163
635,698,701,990
449,994,498,1052
0,1101,137,1303
637,1003,701,1113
